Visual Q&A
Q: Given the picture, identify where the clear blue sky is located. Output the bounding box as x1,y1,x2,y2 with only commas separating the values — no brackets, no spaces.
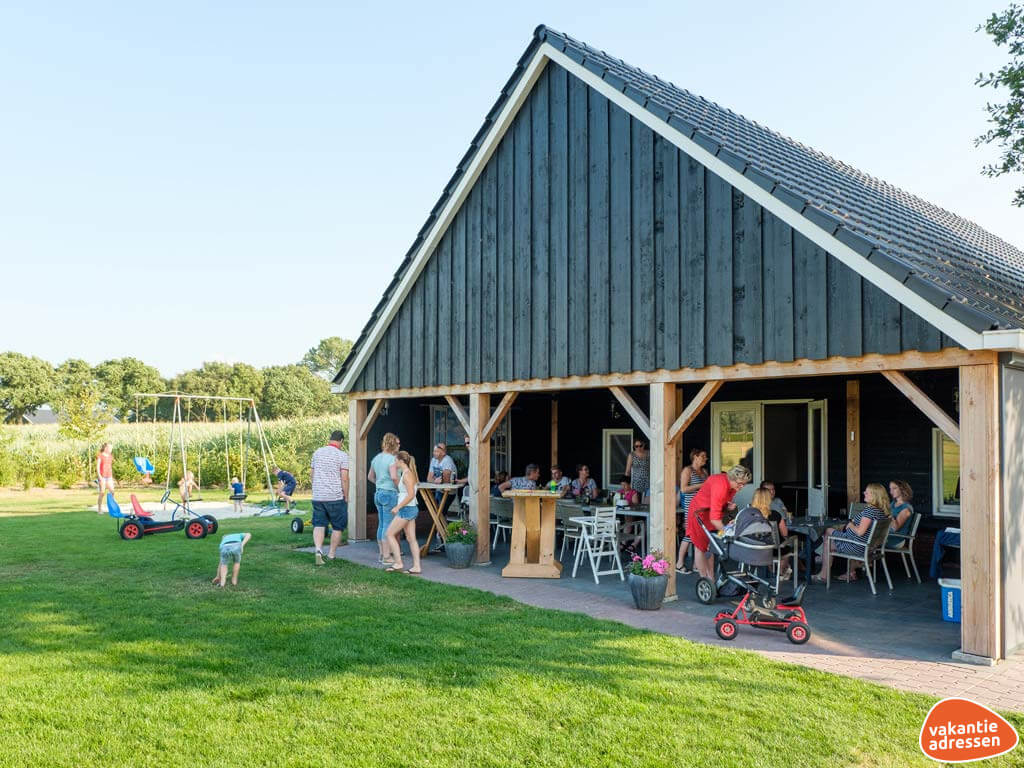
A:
1,1,1020,377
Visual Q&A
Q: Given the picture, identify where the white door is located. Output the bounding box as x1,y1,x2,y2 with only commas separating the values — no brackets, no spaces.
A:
711,402,762,508
806,400,828,518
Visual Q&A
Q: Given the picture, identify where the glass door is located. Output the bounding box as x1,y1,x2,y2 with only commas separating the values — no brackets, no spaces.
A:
806,400,828,518
711,402,762,506
602,429,633,492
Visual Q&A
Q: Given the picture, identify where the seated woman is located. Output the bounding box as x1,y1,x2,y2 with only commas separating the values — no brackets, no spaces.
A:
491,471,509,498
613,475,639,507
812,483,891,583
570,464,598,501
886,479,915,549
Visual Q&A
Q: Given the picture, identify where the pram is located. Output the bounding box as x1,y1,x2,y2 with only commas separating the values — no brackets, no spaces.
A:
693,517,811,645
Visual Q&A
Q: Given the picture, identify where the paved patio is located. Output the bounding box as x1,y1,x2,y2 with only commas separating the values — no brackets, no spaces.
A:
305,539,1024,712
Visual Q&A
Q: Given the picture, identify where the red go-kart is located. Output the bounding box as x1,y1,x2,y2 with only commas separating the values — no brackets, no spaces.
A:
107,492,216,541
714,585,811,645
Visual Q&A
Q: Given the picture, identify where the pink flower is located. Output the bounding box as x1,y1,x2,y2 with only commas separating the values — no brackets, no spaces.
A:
652,561,667,575
632,555,641,562
642,554,655,569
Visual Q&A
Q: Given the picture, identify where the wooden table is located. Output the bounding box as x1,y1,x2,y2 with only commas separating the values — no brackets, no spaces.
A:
417,482,462,556
501,490,563,578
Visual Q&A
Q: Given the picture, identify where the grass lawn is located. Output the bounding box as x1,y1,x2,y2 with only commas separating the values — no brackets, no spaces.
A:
0,489,1020,768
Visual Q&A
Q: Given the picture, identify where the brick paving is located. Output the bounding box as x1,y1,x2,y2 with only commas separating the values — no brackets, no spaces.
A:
304,541,1024,712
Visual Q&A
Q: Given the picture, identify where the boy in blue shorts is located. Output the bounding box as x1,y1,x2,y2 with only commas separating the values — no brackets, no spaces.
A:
212,532,251,587
273,466,296,511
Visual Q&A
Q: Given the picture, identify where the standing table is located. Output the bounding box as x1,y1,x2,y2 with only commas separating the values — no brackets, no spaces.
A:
417,482,462,556
501,490,563,578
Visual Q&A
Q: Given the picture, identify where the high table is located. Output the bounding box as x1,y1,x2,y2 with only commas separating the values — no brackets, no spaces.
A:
501,490,563,578
417,482,462,556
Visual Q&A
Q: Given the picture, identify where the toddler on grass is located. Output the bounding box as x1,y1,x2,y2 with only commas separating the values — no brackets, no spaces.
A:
213,532,251,587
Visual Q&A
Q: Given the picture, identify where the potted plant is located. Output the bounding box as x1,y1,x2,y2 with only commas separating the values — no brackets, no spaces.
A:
445,521,476,568
627,551,670,610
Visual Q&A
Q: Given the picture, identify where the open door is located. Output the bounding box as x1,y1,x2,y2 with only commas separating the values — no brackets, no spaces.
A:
807,400,828,518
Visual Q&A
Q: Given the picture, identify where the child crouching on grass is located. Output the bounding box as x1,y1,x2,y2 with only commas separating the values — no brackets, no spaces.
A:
213,532,251,587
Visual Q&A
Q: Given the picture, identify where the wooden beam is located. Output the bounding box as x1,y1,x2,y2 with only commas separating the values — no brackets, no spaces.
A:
348,399,368,540
668,380,721,444
880,370,960,444
550,399,559,467
958,363,1001,661
469,393,491,566
649,383,679,599
346,348,992,399
609,386,651,439
846,380,860,505
482,391,517,442
358,398,386,440
674,388,684,472
444,395,470,435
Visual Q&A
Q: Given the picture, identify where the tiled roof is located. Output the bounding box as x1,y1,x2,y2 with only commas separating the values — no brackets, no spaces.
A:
336,25,1024,385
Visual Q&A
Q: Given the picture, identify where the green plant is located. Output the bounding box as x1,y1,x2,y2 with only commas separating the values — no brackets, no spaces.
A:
627,550,670,578
446,520,477,543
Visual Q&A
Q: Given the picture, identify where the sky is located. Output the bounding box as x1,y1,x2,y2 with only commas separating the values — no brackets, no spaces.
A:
0,1,1020,377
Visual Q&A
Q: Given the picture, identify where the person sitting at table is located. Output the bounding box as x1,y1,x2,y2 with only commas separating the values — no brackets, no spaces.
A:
812,483,891,583
886,479,914,549
491,471,508,497
676,448,709,574
549,465,571,497
759,480,790,519
734,488,784,543
613,474,639,507
685,465,752,580
427,442,458,515
570,464,599,501
499,464,541,492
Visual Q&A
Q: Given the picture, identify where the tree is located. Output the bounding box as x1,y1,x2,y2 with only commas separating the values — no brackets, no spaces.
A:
0,352,56,422
56,378,109,441
261,365,336,419
300,337,353,380
976,4,1024,206
94,358,165,421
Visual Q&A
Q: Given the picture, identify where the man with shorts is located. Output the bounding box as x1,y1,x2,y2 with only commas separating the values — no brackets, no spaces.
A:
310,430,350,566
274,466,297,511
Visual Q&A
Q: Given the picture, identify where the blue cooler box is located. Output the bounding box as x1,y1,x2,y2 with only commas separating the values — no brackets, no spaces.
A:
938,578,961,623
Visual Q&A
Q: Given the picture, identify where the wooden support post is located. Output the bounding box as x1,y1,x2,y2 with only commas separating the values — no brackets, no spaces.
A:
674,388,684,471
348,398,368,540
881,370,960,443
469,393,491,565
550,399,559,468
846,380,860,505
609,386,651,439
649,382,679,599
445,395,470,435
958,363,1001,662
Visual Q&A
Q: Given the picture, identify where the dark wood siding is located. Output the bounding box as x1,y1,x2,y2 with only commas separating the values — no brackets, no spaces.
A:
351,63,956,392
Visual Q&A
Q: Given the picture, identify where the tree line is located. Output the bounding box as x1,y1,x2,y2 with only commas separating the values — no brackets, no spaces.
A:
0,337,354,436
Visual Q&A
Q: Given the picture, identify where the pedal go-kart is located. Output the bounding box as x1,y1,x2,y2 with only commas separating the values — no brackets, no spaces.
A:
107,492,217,541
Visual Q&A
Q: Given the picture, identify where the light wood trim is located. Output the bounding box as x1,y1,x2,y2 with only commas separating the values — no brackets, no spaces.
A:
609,386,651,439
551,399,559,467
880,370,961,444
358,398,386,440
469,393,491,565
482,391,517,442
444,395,471,435
846,380,860,505
959,363,1001,660
668,381,721,444
348,399,368,540
349,349,994,399
649,382,678,598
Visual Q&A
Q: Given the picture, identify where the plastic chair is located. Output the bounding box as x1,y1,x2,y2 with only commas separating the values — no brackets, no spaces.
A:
571,507,624,584
882,512,922,583
826,517,893,594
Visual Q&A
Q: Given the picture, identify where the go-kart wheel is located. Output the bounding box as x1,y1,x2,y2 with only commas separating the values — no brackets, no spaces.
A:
119,520,144,541
291,518,304,534
715,618,738,641
202,515,218,535
695,577,717,604
186,519,207,539
786,621,811,645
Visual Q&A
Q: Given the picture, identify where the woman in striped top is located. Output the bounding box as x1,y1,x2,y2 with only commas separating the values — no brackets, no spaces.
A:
675,448,708,574
812,483,891,583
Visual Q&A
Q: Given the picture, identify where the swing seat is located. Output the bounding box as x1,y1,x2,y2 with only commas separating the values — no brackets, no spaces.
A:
229,493,248,501
133,457,155,475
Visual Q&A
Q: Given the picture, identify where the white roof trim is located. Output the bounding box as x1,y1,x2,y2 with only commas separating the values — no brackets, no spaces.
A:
982,329,1024,351
340,42,989,392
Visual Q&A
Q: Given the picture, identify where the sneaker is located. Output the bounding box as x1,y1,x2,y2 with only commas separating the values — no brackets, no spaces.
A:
315,550,324,566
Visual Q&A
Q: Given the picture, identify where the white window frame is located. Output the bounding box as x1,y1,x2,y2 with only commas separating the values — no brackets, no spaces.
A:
428,404,511,476
602,428,634,492
710,401,764,485
932,428,961,518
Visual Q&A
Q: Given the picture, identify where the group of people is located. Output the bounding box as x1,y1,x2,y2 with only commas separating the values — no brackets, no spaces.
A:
369,432,423,574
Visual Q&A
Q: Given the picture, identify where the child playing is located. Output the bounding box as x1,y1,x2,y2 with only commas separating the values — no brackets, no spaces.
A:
229,476,245,514
212,531,251,587
178,470,199,504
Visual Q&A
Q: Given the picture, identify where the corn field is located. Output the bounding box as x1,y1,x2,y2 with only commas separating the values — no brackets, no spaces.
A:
0,416,347,491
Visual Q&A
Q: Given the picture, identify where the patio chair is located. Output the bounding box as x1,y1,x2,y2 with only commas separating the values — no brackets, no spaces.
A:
848,502,867,519
557,514,584,560
490,497,513,548
882,512,922,583
826,517,893,595
619,517,647,556
571,506,624,584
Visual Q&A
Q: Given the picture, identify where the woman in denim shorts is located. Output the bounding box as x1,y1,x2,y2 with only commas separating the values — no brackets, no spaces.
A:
368,432,400,564
384,450,422,574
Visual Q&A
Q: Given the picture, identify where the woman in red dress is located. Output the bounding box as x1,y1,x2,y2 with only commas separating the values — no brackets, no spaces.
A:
685,464,752,579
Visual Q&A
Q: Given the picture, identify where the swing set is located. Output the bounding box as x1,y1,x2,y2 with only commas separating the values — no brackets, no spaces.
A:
132,392,280,512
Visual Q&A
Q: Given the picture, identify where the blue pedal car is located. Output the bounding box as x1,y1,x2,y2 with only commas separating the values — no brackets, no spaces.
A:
107,492,216,541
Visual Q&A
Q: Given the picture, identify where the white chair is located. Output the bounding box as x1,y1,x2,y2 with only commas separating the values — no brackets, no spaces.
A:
826,517,893,595
558,516,584,560
490,498,513,548
571,507,624,584
882,512,922,583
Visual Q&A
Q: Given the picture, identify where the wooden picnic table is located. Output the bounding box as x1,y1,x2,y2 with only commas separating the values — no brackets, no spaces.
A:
501,489,563,578
417,482,462,556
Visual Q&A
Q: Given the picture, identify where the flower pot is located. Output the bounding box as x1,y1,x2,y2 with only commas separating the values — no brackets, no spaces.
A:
445,541,475,569
629,573,668,610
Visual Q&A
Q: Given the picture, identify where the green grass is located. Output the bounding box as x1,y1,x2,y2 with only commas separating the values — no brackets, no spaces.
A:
0,490,1020,768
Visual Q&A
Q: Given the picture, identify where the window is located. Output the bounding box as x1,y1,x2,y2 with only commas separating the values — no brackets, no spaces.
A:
428,405,510,477
710,402,762,481
602,429,633,491
932,429,960,517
